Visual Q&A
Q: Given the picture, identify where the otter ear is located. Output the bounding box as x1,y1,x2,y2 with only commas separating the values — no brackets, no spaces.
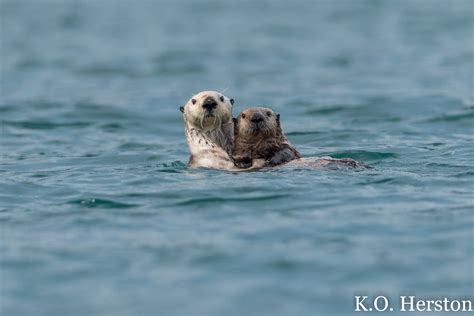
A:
179,106,184,113
276,113,280,121
276,113,281,129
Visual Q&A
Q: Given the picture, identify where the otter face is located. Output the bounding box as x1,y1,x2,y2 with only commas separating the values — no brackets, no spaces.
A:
235,107,280,137
180,91,234,130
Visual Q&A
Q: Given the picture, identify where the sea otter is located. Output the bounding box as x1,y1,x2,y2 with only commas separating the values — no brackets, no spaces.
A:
180,91,234,154
233,107,367,169
233,107,301,167
180,91,264,171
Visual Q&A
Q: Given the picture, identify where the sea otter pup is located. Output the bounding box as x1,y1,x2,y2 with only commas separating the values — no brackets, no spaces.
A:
180,91,264,170
233,107,301,167
233,107,367,169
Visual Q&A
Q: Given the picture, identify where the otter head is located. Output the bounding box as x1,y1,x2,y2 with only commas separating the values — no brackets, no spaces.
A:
180,91,234,131
234,107,281,138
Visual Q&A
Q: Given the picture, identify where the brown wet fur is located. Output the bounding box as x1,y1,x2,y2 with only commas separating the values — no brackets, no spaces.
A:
233,107,300,167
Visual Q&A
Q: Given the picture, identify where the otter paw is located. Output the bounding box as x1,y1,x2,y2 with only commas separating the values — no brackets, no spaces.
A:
233,156,253,168
251,159,267,169
235,161,252,168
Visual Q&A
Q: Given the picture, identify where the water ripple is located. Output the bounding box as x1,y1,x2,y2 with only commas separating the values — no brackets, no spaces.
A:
3,120,91,130
423,109,474,123
320,150,397,161
68,198,139,209
174,194,292,207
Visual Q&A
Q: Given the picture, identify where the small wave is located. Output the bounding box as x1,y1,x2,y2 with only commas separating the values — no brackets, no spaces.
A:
319,150,397,161
117,142,153,150
15,58,42,70
192,252,230,265
283,99,313,108
454,171,474,178
1,100,64,112
175,194,291,207
160,161,187,168
269,259,302,271
324,55,352,68
357,177,397,185
68,101,139,121
4,120,90,130
415,205,472,216
78,64,141,77
100,123,123,132
0,105,16,113
154,63,206,75
423,162,471,169
424,109,474,123
156,161,187,173
305,105,349,115
286,131,324,136
68,198,138,209
153,50,202,63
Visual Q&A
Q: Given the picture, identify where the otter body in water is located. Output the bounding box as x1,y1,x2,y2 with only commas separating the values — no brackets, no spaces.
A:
233,107,367,169
233,107,300,167
180,93,366,170
180,91,264,171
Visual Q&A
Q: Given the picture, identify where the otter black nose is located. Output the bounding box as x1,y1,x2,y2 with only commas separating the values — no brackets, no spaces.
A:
250,112,264,123
202,97,217,110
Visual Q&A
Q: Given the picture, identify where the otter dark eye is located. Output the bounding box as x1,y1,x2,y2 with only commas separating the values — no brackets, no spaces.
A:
220,96,224,102
191,99,196,105
266,111,272,116
241,113,246,119
230,98,234,105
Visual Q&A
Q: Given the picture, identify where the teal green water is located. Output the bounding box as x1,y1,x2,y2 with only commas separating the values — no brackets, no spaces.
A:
1,1,473,315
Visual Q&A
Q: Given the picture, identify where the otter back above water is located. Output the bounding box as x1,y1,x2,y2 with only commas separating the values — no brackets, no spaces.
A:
1,1,473,316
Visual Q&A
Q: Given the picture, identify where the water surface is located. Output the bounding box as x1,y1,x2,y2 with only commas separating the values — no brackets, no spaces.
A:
1,0,473,315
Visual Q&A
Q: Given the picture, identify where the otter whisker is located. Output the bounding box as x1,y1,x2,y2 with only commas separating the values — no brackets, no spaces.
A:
219,87,229,94
200,115,204,130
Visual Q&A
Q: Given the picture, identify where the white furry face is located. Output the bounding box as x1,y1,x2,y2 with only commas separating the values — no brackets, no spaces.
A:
180,91,234,131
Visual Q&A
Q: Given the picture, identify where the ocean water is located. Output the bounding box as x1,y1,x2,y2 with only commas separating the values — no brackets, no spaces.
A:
1,0,473,315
